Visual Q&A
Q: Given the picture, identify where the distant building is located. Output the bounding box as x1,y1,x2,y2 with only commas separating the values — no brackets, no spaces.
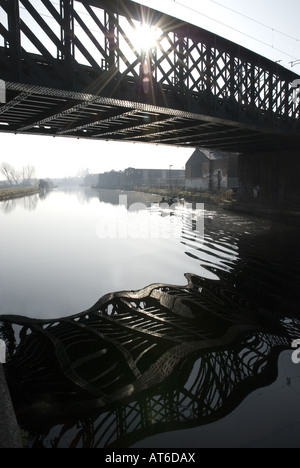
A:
96,168,185,190
185,148,239,192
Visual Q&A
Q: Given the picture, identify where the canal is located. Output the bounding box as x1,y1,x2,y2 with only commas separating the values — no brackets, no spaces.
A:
0,187,300,448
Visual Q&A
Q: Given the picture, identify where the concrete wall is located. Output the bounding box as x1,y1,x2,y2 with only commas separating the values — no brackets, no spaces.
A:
186,158,228,192
186,155,205,179
228,177,239,188
238,149,300,213
228,154,239,188
185,177,210,191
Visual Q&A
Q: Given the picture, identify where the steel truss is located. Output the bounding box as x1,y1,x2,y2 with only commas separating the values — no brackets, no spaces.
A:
0,0,299,151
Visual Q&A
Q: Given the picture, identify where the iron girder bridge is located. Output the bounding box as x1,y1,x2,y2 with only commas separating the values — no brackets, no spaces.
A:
0,0,299,152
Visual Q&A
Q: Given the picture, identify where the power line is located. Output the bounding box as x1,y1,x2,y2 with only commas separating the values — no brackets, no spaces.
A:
172,0,298,60
206,0,300,43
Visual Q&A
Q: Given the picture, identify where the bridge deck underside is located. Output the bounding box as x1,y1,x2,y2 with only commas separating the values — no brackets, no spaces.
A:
1,82,299,153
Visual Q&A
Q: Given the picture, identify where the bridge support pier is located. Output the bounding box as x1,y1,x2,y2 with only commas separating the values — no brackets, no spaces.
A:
233,149,300,220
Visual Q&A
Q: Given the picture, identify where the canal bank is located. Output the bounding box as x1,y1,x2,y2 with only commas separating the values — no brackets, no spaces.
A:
125,186,235,206
223,201,300,225
0,186,40,202
0,365,22,448
132,187,300,225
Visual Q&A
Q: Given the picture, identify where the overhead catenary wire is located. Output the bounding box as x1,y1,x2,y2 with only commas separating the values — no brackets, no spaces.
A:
204,0,300,43
171,0,298,60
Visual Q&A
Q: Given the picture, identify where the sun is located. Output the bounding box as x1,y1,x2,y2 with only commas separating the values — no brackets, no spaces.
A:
134,24,158,52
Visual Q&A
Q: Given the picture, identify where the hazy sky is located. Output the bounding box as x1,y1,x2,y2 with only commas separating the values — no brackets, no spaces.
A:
0,0,299,179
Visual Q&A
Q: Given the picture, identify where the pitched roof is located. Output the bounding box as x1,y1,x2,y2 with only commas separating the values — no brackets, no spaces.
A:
188,148,231,163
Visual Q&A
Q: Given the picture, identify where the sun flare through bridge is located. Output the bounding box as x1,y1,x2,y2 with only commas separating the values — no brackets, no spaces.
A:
0,0,299,152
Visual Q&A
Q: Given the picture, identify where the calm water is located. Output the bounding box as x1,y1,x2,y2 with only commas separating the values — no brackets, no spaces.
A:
1,187,300,448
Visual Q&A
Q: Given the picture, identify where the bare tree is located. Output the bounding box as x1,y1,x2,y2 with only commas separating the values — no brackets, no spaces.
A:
0,162,20,185
21,164,36,186
11,167,20,185
0,162,37,186
0,162,13,185
77,168,90,179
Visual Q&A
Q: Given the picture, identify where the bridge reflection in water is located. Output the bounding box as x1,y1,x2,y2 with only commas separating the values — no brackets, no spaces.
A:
1,273,299,448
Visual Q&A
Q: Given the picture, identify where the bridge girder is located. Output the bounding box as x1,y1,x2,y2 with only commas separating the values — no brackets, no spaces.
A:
0,0,299,151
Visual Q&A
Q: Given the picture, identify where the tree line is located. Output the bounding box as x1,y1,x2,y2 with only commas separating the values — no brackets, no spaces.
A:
0,162,36,186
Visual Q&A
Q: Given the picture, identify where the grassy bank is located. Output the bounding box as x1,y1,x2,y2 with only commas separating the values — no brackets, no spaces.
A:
132,187,235,205
0,186,40,202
